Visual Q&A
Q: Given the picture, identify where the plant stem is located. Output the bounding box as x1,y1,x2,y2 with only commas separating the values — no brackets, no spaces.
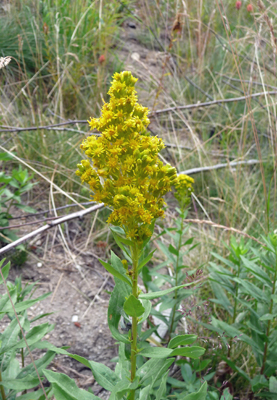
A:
0,371,7,400
228,261,241,358
260,255,277,375
130,243,139,400
168,213,184,341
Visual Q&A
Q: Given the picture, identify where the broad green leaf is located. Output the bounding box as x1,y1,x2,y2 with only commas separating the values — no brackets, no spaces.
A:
181,381,207,400
43,370,100,400
138,250,156,271
0,152,14,161
88,361,120,392
99,259,132,287
137,358,168,383
139,284,191,300
168,334,197,349
124,294,145,318
2,356,20,380
0,375,39,390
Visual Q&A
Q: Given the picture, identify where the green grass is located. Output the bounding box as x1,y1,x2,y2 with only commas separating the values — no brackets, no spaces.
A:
1,1,277,398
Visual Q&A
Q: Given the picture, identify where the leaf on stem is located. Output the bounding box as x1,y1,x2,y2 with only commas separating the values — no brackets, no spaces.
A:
124,295,145,318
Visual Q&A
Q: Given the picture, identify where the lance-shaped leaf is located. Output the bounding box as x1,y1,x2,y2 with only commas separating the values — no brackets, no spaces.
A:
168,334,198,349
99,258,132,287
139,284,192,300
43,370,101,400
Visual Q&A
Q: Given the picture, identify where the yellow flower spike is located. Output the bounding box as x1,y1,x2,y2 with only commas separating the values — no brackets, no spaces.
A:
174,174,194,210
76,71,177,242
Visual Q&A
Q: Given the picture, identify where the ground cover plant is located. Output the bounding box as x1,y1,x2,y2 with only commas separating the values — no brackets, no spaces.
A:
1,0,277,399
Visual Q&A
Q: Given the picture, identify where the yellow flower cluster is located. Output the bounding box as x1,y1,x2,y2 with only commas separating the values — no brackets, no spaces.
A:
76,71,177,242
174,174,194,209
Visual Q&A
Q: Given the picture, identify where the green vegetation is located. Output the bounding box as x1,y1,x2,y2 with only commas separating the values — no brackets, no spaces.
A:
0,0,277,399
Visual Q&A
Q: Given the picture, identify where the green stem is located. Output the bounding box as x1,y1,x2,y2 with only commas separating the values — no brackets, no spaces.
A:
260,256,277,375
0,370,7,400
168,212,184,341
130,243,139,400
228,261,241,358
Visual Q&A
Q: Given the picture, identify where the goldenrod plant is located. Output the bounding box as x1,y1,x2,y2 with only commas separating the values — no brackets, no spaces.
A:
75,71,206,399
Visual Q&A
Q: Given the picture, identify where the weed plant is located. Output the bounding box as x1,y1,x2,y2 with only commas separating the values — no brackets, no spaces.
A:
0,1,277,399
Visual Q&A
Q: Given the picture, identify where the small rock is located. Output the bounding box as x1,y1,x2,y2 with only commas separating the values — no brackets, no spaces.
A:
72,315,78,322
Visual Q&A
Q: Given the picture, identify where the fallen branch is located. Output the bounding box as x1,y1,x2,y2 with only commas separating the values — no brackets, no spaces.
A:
0,203,104,256
153,91,277,115
179,159,261,175
183,218,265,246
1,91,277,133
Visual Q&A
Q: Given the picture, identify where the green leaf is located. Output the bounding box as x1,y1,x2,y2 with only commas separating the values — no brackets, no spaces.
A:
155,372,168,400
1,323,54,354
170,346,205,359
124,295,145,318
1,292,51,314
15,204,36,213
211,317,260,353
168,334,198,349
0,315,25,353
240,256,271,286
99,258,132,287
0,152,15,161
139,284,191,300
17,350,56,379
108,278,131,344
88,361,120,392
269,376,277,393
0,259,11,285
15,389,46,400
139,347,173,358
0,375,39,390
111,228,132,257
139,299,152,323
138,250,155,271
43,370,101,400
260,314,276,321
139,346,205,359
110,227,133,245
181,381,207,400
168,244,179,256
233,278,268,302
